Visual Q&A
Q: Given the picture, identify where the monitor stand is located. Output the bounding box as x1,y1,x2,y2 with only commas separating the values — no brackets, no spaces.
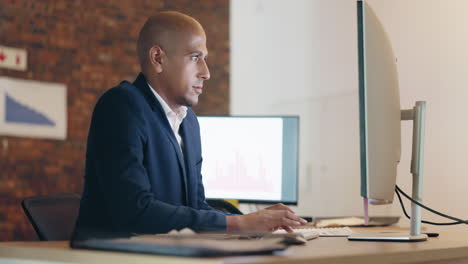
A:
349,101,428,242
348,232,427,242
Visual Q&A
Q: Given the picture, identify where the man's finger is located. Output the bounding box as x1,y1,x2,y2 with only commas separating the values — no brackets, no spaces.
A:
280,217,302,227
281,225,294,233
286,211,308,224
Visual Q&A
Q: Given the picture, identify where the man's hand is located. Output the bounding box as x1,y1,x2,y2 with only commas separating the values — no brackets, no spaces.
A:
226,203,307,232
264,203,296,213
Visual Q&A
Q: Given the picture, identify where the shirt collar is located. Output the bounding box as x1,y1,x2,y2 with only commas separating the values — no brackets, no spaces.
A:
147,82,187,120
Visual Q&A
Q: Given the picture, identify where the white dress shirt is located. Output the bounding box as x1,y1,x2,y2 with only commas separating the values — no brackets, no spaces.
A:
147,83,187,152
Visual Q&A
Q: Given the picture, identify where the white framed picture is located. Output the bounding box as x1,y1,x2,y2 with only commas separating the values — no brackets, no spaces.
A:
0,77,67,140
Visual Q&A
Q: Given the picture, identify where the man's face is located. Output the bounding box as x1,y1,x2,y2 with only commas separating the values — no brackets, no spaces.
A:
159,30,210,108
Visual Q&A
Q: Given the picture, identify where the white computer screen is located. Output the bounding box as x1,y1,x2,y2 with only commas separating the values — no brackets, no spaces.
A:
198,116,298,204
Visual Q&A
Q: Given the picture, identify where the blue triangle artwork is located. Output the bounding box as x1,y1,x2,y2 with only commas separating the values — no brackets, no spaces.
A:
5,92,55,126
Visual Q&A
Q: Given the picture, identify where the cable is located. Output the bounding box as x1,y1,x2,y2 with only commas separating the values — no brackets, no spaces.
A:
395,188,459,225
395,185,468,225
395,187,462,225
395,185,466,224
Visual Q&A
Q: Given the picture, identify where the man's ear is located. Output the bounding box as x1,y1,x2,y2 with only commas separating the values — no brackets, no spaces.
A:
149,45,164,73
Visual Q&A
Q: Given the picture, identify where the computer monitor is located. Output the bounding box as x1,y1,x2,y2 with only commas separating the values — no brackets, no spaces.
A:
197,116,299,205
357,0,401,206
349,0,427,241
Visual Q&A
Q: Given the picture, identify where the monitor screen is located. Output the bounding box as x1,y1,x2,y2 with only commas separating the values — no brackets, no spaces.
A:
198,116,299,204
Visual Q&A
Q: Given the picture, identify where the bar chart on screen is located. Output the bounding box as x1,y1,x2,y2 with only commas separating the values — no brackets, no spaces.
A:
205,151,282,200
200,117,283,201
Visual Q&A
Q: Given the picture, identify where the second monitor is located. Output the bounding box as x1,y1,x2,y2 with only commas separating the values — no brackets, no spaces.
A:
198,116,299,205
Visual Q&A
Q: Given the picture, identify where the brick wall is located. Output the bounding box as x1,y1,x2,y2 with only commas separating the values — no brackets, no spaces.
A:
0,0,229,241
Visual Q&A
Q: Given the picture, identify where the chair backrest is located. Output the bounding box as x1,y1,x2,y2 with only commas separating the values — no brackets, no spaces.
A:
21,193,81,241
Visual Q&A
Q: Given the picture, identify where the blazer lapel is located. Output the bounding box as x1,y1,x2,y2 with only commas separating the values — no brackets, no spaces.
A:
180,119,195,207
132,73,189,204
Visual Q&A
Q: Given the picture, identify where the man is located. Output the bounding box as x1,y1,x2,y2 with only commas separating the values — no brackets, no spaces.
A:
75,11,306,235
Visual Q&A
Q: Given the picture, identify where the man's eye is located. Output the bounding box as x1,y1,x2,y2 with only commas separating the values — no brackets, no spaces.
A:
191,56,199,61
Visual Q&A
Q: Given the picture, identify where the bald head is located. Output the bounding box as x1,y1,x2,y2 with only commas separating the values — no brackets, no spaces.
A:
137,11,206,70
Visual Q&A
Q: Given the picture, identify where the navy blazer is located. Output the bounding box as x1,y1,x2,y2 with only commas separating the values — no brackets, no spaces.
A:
75,73,226,234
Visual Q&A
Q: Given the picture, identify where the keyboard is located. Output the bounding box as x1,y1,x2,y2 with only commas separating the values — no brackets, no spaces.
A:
273,227,352,239
312,227,353,237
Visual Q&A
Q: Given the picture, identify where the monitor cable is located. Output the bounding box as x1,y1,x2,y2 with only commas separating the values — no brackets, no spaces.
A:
395,185,468,225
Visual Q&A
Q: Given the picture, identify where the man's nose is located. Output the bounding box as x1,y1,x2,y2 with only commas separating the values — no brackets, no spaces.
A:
198,59,210,80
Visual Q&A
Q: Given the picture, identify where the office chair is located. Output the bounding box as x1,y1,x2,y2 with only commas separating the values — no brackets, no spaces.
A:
207,199,243,215
21,193,81,241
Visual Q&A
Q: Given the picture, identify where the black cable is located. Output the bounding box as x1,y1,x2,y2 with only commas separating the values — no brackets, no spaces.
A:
395,185,468,225
395,187,462,225
396,186,465,225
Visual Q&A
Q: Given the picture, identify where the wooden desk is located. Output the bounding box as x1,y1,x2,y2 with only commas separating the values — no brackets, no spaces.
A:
1,229,468,264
